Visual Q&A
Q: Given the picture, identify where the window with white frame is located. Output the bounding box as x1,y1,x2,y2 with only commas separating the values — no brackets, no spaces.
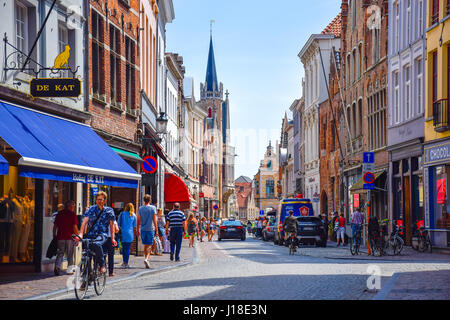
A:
394,71,400,123
415,58,423,114
418,0,424,37
407,0,412,43
15,1,27,65
394,1,400,53
404,65,411,119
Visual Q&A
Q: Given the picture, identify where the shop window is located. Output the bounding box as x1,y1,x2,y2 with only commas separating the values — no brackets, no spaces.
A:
0,166,35,264
433,165,450,247
393,161,400,175
402,159,409,174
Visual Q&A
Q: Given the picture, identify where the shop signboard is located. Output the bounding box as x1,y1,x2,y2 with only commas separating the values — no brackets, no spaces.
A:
30,78,81,98
424,140,450,166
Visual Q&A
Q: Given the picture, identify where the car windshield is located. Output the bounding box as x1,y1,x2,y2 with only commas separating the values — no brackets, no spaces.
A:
223,220,242,226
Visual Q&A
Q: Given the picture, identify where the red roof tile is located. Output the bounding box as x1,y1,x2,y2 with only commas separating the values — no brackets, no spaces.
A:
321,13,342,37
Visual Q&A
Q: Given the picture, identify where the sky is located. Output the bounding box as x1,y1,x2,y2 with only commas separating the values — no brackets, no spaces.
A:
166,0,342,180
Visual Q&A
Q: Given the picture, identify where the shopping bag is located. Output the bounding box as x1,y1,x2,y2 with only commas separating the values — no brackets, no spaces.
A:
163,239,170,253
46,237,58,259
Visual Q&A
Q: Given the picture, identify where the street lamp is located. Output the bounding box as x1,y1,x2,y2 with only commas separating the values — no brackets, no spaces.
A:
156,112,168,136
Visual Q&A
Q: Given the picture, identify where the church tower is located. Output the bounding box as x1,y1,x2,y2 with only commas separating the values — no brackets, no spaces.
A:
199,28,234,219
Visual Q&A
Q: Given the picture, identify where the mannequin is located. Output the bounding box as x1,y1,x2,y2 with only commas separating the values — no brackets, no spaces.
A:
10,193,24,263
18,194,34,262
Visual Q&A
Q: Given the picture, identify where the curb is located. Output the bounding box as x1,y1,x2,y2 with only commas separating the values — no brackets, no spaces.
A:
373,272,400,300
24,246,199,300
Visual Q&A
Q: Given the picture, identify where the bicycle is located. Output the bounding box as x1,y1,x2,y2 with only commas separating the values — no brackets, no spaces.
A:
72,234,107,300
287,232,298,255
350,224,363,256
383,222,404,256
412,220,432,253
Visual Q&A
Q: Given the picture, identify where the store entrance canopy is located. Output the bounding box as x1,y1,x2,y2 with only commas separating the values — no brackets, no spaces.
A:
164,172,190,203
0,100,140,188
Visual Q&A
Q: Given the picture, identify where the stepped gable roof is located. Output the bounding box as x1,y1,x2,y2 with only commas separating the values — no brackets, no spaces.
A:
321,13,342,37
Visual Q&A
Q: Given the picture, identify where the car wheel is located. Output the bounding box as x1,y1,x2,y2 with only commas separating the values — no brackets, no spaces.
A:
274,237,279,245
241,237,246,241
315,241,322,247
218,238,222,241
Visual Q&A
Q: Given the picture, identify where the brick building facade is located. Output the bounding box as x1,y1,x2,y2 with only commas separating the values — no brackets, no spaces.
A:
87,0,141,211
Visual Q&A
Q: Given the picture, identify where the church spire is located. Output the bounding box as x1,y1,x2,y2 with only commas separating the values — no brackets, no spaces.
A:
205,33,218,92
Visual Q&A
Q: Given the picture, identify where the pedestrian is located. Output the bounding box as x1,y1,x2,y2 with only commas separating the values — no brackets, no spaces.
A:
332,212,339,241
200,217,207,242
53,200,79,275
351,207,364,246
165,203,187,262
207,217,217,241
78,191,117,276
51,203,65,223
137,194,159,269
196,214,201,241
186,213,198,248
118,203,137,269
156,208,166,242
336,212,346,246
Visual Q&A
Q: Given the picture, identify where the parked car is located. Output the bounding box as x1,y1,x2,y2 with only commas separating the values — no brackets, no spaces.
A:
296,216,327,247
273,198,314,245
218,219,246,241
262,211,277,241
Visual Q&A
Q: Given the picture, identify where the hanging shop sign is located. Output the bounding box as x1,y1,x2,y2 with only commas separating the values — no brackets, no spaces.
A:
30,78,81,98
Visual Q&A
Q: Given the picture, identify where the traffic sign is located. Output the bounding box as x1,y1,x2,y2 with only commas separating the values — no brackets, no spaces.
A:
363,163,375,172
363,172,375,184
141,156,158,174
363,184,375,190
363,152,375,164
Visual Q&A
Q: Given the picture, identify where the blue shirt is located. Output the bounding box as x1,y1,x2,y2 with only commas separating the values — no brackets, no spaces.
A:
167,210,186,228
83,205,115,238
138,205,156,231
118,211,137,243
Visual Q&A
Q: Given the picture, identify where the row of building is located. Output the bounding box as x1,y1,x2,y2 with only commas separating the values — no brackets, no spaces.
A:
237,0,450,249
0,0,235,273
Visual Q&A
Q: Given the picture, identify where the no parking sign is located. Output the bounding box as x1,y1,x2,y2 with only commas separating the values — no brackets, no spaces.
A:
141,156,158,174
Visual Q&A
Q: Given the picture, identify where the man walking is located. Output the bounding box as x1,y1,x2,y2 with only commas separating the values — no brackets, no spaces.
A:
137,194,159,269
165,203,186,262
53,200,79,275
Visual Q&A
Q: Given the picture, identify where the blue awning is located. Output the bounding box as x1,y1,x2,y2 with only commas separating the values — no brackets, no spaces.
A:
0,153,8,175
0,100,140,188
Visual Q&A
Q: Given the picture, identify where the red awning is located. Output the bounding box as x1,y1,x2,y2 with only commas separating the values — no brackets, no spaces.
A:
164,172,190,203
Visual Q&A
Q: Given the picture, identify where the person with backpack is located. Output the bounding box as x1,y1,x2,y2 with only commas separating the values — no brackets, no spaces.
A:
186,213,198,248
117,203,137,269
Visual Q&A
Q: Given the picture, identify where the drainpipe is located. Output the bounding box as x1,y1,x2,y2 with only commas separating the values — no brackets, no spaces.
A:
83,0,89,114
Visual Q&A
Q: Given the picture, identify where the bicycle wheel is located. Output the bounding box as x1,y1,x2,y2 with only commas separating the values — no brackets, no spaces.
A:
425,233,433,253
393,237,404,255
94,261,107,296
350,240,356,256
74,258,89,300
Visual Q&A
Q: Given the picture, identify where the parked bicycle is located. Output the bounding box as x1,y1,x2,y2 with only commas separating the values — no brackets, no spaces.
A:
386,221,404,256
72,234,107,300
369,219,403,256
412,220,432,253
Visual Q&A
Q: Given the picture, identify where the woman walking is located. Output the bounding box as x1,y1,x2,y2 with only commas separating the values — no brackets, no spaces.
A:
208,218,217,242
186,213,198,248
336,212,346,247
200,217,208,242
118,203,137,268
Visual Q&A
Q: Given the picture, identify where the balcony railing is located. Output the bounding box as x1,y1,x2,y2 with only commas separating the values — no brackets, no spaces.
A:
433,98,450,132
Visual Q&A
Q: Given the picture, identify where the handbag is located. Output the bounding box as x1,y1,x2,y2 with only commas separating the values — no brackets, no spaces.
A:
46,237,58,259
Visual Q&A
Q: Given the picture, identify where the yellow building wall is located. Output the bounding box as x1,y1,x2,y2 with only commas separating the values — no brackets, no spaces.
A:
425,1,450,142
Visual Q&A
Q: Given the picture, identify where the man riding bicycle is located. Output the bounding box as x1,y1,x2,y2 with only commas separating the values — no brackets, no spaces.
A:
78,191,116,276
283,210,298,249
351,207,364,245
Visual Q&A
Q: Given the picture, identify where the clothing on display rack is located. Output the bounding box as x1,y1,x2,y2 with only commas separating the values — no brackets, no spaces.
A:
10,196,24,262
0,196,15,258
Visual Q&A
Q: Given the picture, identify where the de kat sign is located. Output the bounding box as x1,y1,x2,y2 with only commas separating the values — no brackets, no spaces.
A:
30,78,81,98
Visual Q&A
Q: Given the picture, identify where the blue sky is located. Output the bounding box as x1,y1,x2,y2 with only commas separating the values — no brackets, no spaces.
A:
166,0,341,180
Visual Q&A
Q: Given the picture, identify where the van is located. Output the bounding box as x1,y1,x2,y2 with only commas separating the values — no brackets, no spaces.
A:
273,198,314,245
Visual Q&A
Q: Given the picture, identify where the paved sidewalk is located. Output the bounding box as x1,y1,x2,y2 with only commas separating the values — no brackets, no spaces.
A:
0,239,195,300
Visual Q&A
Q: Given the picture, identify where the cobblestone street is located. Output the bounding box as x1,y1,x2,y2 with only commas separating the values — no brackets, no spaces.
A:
47,236,450,300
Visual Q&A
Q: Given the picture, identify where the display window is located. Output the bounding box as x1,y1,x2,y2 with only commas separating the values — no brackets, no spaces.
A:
434,165,450,230
0,166,35,264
